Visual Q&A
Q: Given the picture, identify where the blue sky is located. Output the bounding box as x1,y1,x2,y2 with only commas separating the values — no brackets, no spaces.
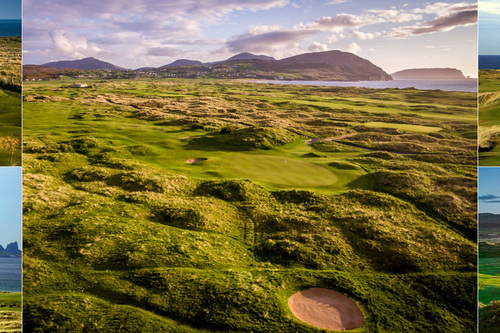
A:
24,0,477,77
479,0,500,55
0,0,21,20
0,168,22,249
479,167,500,214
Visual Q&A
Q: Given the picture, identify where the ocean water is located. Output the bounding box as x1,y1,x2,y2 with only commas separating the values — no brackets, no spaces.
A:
0,257,21,292
257,79,477,93
0,19,21,37
479,55,500,70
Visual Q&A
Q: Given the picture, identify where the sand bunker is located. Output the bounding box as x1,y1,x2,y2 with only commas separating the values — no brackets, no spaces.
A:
186,158,207,164
288,288,363,331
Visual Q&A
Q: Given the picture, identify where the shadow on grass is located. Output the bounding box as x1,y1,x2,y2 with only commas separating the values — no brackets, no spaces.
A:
345,174,374,191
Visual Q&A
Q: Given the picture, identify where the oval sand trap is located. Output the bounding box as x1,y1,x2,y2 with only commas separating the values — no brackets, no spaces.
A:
222,155,337,186
288,288,363,331
186,158,207,164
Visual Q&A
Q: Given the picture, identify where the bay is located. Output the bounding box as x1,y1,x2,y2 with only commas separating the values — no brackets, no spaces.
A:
256,79,477,93
0,19,21,37
0,257,21,292
479,55,500,70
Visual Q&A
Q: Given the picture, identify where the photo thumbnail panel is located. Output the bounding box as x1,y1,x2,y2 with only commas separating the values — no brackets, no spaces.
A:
0,167,22,332
0,0,21,166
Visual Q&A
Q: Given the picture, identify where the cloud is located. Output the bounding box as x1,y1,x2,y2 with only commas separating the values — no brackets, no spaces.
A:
350,30,381,40
480,194,500,202
308,41,328,52
413,2,477,16
308,14,383,32
346,42,361,54
388,8,477,38
481,2,500,15
326,0,350,4
24,0,289,22
226,29,316,53
49,30,105,59
146,46,180,57
366,9,422,22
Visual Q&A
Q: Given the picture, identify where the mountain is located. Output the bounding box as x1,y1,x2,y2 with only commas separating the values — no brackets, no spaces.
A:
0,241,21,257
32,50,392,81
262,50,392,81
391,68,466,79
43,57,124,70
5,242,20,253
226,52,275,62
160,59,203,68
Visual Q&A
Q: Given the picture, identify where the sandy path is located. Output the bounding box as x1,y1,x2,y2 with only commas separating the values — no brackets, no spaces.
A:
288,288,363,331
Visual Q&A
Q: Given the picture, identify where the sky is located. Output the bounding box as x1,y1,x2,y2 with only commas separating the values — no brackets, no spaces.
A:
23,0,477,77
479,0,500,55
0,0,21,20
0,168,22,249
479,167,500,214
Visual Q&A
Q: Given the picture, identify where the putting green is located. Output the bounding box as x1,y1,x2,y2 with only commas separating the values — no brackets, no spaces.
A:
222,155,337,186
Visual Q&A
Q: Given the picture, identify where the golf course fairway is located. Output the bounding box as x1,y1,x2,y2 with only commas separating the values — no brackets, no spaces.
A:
222,155,337,186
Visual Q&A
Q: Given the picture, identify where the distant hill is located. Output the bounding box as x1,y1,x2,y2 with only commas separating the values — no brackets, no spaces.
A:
29,50,392,81
262,50,392,81
226,52,275,62
160,59,203,68
43,57,124,70
0,241,21,257
480,213,500,231
391,68,466,79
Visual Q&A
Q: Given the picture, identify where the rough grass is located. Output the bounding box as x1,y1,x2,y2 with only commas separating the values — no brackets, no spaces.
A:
23,78,477,332
0,293,21,333
480,70,500,164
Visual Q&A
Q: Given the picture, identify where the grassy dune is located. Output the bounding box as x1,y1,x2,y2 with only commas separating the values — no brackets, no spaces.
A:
480,242,500,332
0,37,21,87
479,70,500,164
0,37,21,166
23,78,477,332
0,292,21,333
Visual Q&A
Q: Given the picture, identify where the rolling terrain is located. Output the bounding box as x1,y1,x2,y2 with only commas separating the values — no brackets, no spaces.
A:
23,78,477,332
0,292,21,333
0,37,21,166
479,70,500,165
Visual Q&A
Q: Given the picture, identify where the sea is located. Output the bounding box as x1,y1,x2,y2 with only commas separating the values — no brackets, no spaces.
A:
0,257,21,292
0,19,21,37
256,79,477,93
479,55,500,70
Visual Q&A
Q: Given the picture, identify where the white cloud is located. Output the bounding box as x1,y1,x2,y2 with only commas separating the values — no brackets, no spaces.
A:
367,9,422,22
346,42,361,54
308,41,328,52
350,30,381,40
480,1,500,15
49,30,104,59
